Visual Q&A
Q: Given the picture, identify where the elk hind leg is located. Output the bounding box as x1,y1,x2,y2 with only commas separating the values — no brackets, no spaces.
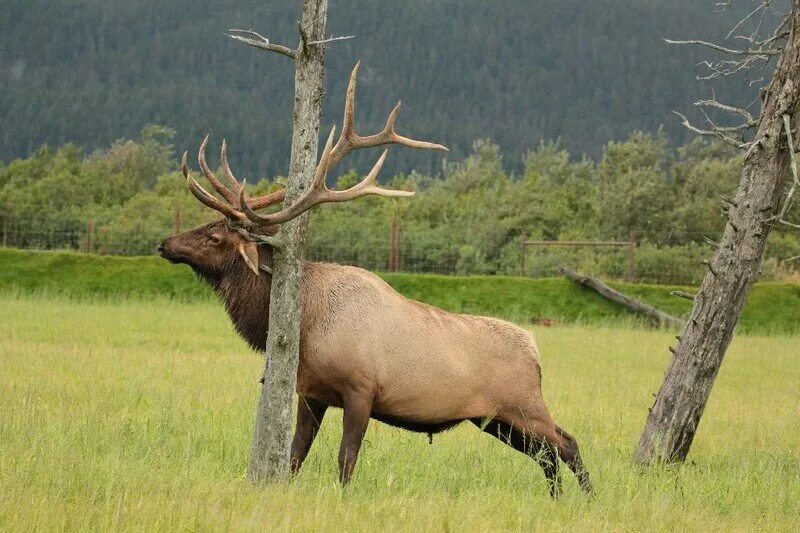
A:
338,392,373,485
554,424,592,493
471,418,562,498
501,408,592,495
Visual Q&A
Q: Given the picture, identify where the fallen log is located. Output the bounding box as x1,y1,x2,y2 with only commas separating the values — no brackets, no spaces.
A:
558,266,686,329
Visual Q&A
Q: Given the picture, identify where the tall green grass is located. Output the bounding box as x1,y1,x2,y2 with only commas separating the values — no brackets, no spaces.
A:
1,248,798,334
1,293,798,531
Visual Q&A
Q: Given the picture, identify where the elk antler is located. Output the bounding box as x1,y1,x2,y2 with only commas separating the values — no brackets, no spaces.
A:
183,62,447,230
329,62,447,166
239,62,447,227
182,139,286,222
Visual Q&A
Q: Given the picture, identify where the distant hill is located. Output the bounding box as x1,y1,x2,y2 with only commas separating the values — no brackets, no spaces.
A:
1,0,756,177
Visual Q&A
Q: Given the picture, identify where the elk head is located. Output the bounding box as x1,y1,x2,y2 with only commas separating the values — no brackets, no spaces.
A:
159,62,447,284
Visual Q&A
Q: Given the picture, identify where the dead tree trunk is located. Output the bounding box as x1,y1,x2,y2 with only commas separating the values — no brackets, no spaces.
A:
635,4,800,465
231,0,329,484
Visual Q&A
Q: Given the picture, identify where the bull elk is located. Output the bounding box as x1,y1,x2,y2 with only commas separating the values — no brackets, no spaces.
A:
159,63,592,496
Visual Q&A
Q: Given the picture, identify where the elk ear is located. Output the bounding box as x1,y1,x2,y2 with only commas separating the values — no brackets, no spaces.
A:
237,241,260,276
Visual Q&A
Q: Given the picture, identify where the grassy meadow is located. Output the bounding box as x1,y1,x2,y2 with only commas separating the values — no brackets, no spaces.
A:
1,292,798,531
2,248,799,334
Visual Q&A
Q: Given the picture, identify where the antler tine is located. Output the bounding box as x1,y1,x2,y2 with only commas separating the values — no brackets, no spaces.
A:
335,61,360,150
249,189,288,210
329,62,448,168
320,149,414,203
240,126,338,226
378,100,449,152
198,135,239,206
221,139,287,210
312,125,339,193
182,151,245,221
349,149,415,199
220,139,243,200
328,62,361,166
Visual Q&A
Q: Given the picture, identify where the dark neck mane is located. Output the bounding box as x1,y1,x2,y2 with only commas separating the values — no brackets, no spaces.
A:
216,259,273,351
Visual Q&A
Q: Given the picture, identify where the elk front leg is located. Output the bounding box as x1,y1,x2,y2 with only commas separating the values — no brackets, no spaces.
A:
338,393,373,485
290,397,328,475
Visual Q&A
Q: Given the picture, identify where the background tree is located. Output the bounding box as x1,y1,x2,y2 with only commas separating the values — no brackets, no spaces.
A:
597,132,677,243
672,139,741,242
0,126,175,249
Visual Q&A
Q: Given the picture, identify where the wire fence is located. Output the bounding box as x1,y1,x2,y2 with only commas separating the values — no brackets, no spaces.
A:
1,220,161,256
3,215,797,285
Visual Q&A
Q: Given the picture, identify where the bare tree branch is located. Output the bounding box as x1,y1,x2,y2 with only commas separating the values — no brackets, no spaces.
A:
673,111,751,148
779,219,800,229
726,0,770,40
227,29,297,60
695,99,755,121
767,113,800,228
778,113,800,217
664,38,781,56
701,234,721,248
667,6,794,151
695,55,770,80
308,34,355,45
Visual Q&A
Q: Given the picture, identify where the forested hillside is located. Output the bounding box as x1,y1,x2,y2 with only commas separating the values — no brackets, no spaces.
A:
1,0,756,177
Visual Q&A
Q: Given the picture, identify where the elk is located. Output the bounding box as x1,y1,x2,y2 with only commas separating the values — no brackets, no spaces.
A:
159,64,592,496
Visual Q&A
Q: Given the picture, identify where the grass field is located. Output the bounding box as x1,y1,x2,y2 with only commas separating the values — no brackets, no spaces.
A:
1,293,798,531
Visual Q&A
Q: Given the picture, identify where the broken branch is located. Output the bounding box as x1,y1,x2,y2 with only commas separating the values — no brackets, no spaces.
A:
227,28,297,60
308,34,355,45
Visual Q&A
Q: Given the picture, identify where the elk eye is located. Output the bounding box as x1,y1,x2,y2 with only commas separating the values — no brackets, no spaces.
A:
209,235,222,245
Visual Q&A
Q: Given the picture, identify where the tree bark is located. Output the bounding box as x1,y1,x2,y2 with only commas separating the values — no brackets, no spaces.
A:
634,8,800,465
559,267,685,329
248,0,328,484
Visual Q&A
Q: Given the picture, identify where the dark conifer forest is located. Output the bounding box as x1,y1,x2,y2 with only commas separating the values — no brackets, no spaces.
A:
2,0,754,177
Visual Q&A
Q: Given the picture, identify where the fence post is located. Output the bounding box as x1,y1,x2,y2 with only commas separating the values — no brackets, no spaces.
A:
174,208,182,234
628,230,636,282
86,219,94,254
520,233,527,277
395,218,401,272
389,217,401,272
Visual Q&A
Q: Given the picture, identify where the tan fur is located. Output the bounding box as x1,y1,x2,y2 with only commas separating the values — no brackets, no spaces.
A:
297,262,548,425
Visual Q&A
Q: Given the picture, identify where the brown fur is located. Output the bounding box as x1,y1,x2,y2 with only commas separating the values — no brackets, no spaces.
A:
160,222,591,495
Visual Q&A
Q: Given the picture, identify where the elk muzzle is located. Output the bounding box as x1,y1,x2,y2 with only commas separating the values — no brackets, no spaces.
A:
158,235,189,264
